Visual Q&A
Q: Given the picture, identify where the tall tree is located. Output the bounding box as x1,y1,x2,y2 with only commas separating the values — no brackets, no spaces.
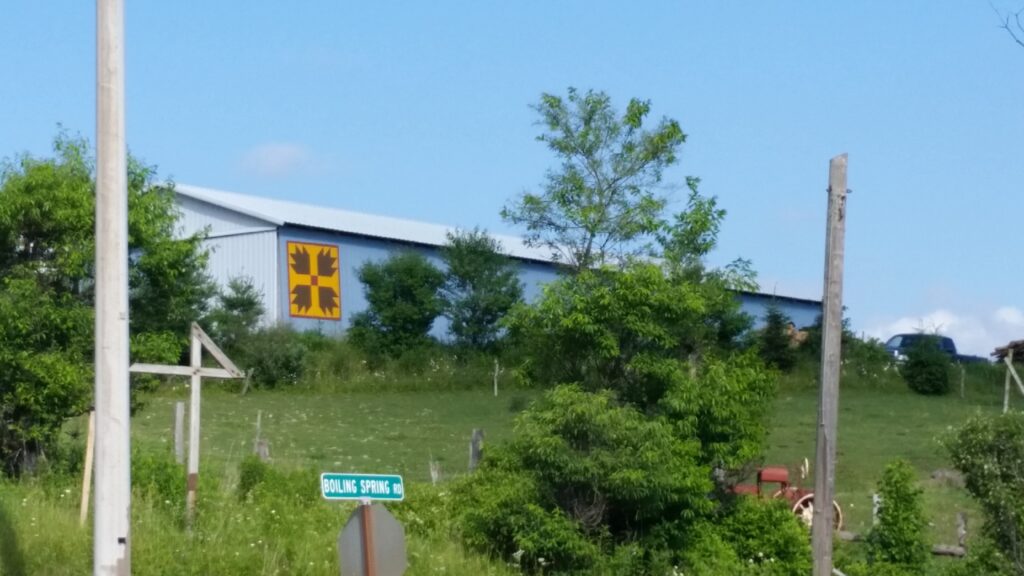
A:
502,88,685,272
0,133,213,474
440,229,523,353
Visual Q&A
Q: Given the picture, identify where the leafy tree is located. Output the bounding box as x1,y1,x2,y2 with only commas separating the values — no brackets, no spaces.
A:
502,88,685,272
0,133,213,474
440,229,523,353
759,305,797,372
866,460,928,572
946,412,1024,575
459,91,774,572
348,252,445,358
204,275,265,359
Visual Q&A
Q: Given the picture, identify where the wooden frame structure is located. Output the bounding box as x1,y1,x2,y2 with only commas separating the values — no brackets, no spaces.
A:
129,322,243,524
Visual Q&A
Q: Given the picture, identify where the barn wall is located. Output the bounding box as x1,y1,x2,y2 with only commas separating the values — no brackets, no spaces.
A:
204,230,280,324
738,293,821,329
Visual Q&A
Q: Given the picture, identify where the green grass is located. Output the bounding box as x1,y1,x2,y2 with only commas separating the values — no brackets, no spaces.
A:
130,386,537,482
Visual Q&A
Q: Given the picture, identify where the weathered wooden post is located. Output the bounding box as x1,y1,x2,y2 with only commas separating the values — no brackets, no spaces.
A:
1005,349,1014,413
173,402,185,464
79,410,96,527
813,153,848,576
469,429,485,472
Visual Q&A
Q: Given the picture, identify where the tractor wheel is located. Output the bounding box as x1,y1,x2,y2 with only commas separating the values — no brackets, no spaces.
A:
791,493,843,531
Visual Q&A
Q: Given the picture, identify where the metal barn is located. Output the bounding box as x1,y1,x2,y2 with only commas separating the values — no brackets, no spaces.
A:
174,185,821,336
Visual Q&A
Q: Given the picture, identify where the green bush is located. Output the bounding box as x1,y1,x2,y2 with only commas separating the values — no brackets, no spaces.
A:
866,459,928,572
237,454,269,500
454,385,713,574
455,468,603,575
717,498,812,575
505,262,753,410
902,335,952,395
243,324,309,388
349,252,445,359
132,449,184,512
945,412,1024,574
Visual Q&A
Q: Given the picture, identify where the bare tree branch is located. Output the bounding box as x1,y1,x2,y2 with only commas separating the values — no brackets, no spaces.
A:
991,2,1024,48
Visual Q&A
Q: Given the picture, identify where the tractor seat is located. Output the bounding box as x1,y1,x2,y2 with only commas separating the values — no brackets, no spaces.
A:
758,467,790,485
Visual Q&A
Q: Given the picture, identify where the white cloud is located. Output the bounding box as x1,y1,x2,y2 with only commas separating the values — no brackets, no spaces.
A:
239,142,313,178
995,306,1024,328
864,307,1024,357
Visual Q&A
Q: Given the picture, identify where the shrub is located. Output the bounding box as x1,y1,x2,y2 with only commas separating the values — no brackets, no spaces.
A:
902,335,952,395
237,454,269,501
716,498,812,575
680,503,813,576
132,449,183,512
455,468,603,574
866,459,928,572
454,385,713,574
243,324,309,388
505,262,752,410
945,412,1024,574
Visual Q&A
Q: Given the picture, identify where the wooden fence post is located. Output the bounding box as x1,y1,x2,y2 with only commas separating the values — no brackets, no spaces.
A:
174,402,185,465
79,411,95,527
469,429,485,472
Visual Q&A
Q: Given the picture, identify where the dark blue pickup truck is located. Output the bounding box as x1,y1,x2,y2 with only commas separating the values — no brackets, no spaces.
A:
884,333,989,364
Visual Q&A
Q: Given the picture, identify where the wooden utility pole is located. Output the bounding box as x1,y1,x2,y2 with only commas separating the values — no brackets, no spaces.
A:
94,0,131,572
812,153,848,576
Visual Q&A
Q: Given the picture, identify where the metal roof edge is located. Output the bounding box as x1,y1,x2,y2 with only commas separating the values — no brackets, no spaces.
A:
175,184,286,227
735,290,822,306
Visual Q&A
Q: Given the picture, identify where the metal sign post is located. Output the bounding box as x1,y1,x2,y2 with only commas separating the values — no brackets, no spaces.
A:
360,500,377,576
324,472,407,576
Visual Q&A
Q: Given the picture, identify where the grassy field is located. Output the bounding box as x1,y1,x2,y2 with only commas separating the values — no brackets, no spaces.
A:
1,363,1013,574
130,386,535,481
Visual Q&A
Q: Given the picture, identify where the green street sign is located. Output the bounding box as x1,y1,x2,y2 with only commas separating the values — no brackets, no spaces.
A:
321,473,405,502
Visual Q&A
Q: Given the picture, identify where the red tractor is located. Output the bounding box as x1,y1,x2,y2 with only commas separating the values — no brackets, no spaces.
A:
733,461,843,530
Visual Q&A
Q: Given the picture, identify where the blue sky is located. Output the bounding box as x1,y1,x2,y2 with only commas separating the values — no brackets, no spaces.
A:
2,1,1022,355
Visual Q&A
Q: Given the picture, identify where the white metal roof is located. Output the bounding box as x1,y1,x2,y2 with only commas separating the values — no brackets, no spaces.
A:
175,184,555,263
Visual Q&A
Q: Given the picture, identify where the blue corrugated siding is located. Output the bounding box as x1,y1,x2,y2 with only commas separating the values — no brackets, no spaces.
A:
205,230,280,324
738,293,821,330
